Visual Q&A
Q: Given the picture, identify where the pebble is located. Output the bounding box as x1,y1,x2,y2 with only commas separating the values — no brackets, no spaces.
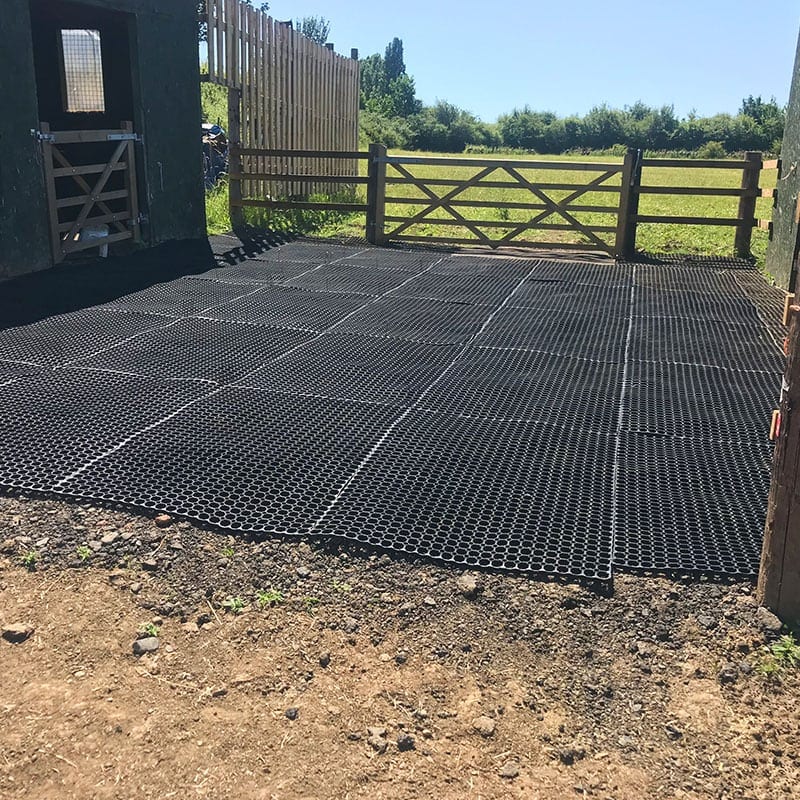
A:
472,715,496,738
558,746,585,765
665,723,683,740
368,735,387,754
319,652,331,668
499,761,520,779
88,540,103,552
2,622,34,644
100,532,119,545
423,596,437,607
456,573,483,600
718,662,739,685
154,514,173,528
296,566,311,578
130,582,142,594
141,558,158,571
396,734,415,752
343,617,359,633
755,606,783,633
395,651,408,665
697,615,717,630
132,637,160,656
285,707,299,720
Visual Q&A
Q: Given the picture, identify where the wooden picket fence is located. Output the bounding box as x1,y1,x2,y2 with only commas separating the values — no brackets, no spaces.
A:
203,0,360,198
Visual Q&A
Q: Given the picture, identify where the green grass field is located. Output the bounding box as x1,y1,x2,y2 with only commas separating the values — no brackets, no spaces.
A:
210,150,777,265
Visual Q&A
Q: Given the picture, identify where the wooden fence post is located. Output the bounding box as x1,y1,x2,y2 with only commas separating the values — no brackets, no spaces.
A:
758,304,800,622
735,151,762,259
614,148,642,259
228,88,245,233
366,142,387,245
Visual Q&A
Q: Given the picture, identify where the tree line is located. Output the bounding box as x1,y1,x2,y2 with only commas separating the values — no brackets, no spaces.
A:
359,39,785,155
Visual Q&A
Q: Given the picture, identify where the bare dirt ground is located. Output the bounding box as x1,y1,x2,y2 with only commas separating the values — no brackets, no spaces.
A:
1,493,799,800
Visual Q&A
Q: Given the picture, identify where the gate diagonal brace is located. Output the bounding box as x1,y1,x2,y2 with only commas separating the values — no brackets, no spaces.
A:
64,140,129,244
499,170,619,244
386,163,498,245
500,166,615,253
50,148,129,235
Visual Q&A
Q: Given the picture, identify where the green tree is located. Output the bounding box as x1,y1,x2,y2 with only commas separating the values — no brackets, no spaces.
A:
384,38,406,81
295,16,330,45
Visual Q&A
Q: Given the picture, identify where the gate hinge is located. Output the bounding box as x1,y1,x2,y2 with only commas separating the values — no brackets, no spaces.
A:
31,128,55,143
108,133,143,143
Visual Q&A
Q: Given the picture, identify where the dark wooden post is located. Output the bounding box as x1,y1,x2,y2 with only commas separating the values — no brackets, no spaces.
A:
614,148,642,259
366,142,387,245
758,305,800,622
227,88,245,233
735,151,762,259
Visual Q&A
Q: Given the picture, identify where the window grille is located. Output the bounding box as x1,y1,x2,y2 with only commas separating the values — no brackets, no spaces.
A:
60,29,105,113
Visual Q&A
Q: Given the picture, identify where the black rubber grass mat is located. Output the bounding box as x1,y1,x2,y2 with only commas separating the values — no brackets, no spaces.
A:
635,265,740,294
419,347,623,431
629,316,785,372
318,410,615,578
477,307,629,362
532,260,632,285
0,371,207,491
199,285,366,332
198,259,326,285
0,308,169,367
70,318,315,385
103,277,257,317
280,263,416,296
0,360,44,385
263,242,370,262
390,271,526,305
60,389,400,534
633,286,762,322
510,279,631,314
614,433,772,574
236,333,460,407
429,257,535,280
337,252,446,272
335,296,494,344
625,361,778,441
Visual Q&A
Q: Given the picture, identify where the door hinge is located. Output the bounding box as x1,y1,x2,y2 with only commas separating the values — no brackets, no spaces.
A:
31,129,55,143
108,133,143,143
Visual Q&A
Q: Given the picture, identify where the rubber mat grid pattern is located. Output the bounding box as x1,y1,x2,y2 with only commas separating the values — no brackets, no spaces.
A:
0,241,785,580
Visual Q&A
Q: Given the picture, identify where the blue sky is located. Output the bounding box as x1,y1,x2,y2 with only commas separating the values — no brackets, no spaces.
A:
263,0,799,121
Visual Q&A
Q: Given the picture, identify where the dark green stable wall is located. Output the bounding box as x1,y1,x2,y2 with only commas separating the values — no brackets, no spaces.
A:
0,0,53,281
767,30,800,290
0,0,204,282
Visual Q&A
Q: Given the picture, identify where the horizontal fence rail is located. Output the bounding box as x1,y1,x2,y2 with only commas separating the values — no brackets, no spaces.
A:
228,144,779,259
229,146,370,216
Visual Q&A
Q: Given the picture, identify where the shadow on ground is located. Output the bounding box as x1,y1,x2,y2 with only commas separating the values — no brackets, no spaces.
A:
0,231,293,330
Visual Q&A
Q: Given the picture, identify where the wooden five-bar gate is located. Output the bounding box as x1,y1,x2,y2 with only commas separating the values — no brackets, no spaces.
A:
228,143,778,259
36,121,141,263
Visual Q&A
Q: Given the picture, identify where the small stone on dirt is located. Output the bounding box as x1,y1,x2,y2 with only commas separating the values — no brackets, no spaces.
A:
665,723,683,740
499,761,520,779
396,733,415,752
154,514,172,528
182,622,200,633
296,566,311,578
558,746,585,765
755,606,782,634
343,617,359,633
130,582,142,594
2,623,34,644
472,715,496,737
368,735,387,754
132,637,159,656
141,558,158,571
456,573,483,600
319,652,331,668
100,532,119,545
697,615,717,630
285,707,299,720
718,662,739,685
423,596,437,607
367,726,387,738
